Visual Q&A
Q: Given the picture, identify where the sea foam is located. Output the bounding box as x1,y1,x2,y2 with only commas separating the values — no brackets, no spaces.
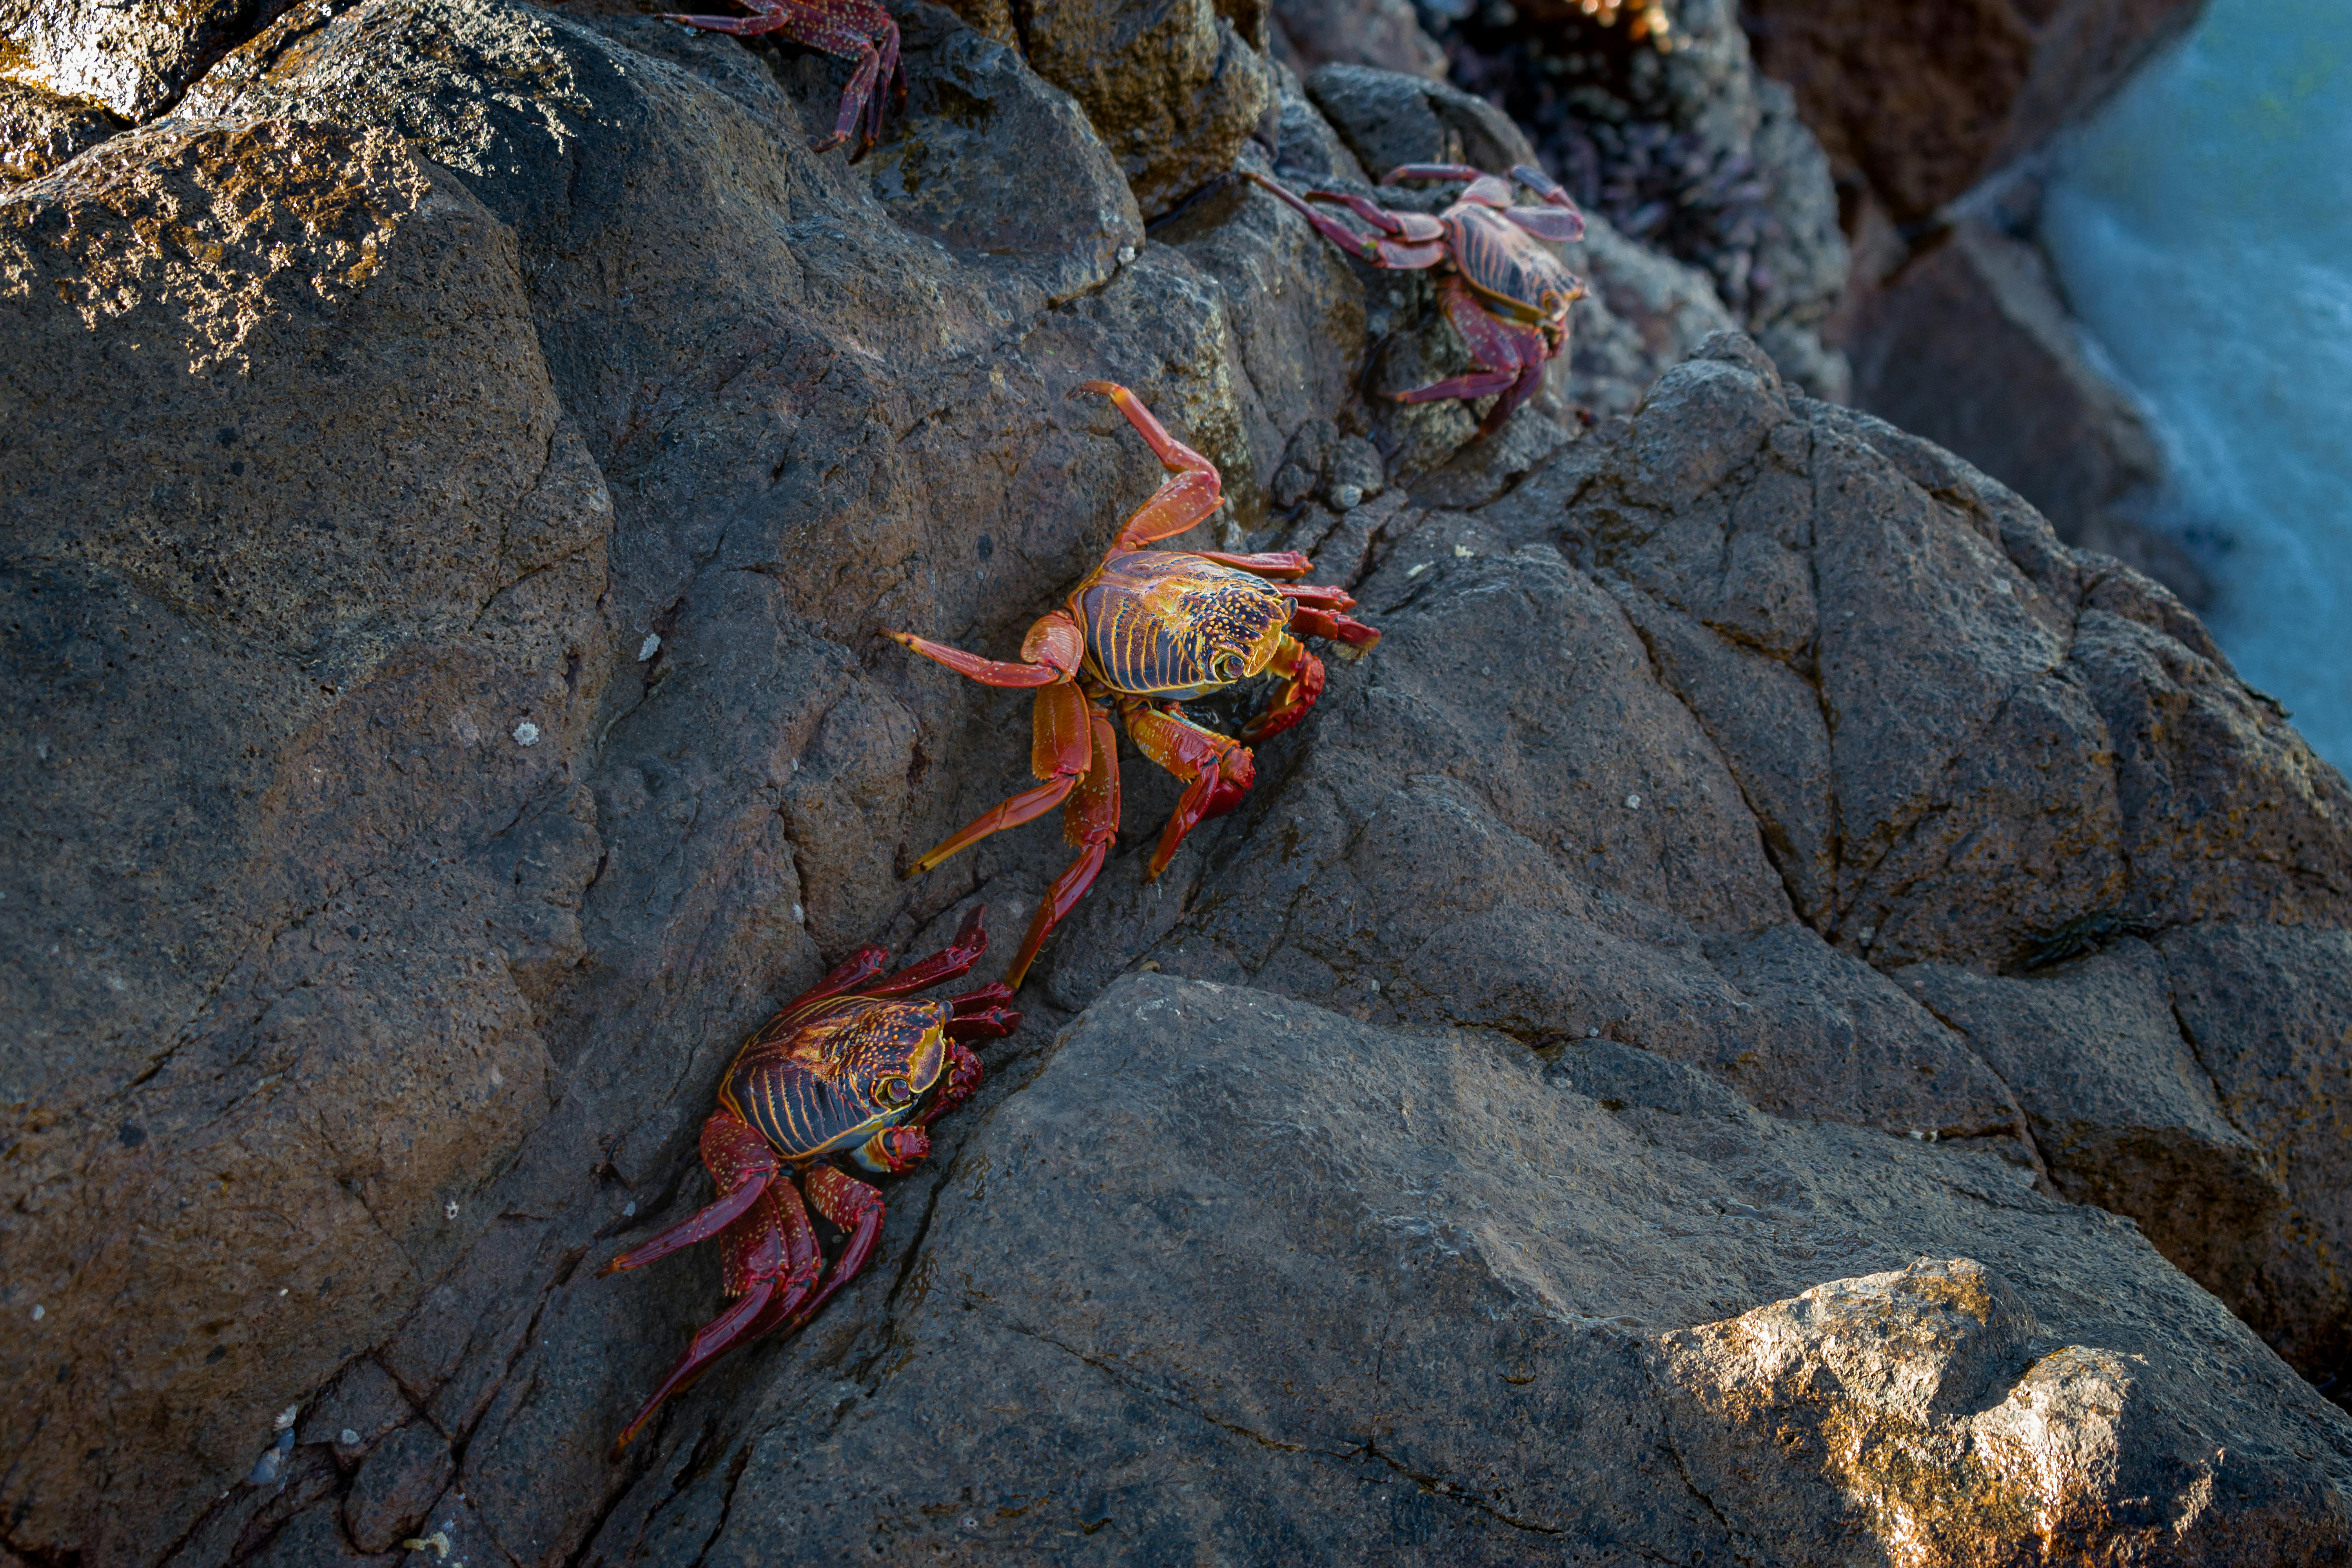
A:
2040,0,2352,771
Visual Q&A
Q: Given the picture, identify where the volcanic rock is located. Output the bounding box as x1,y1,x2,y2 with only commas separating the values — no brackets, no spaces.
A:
6,0,2352,1561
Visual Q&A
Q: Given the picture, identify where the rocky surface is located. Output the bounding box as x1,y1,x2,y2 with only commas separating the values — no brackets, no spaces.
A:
1735,0,2216,603
1430,0,1853,401
6,0,2352,1563
1848,212,2209,603
1267,0,1447,81
1740,0,2208,228
572,977,2352,1564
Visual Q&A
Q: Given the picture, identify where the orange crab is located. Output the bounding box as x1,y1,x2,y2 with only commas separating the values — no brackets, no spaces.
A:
887,382,1380,988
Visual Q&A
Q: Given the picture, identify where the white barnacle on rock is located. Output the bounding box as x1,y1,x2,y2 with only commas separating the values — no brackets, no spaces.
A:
636,633,661,661
512,721,540,746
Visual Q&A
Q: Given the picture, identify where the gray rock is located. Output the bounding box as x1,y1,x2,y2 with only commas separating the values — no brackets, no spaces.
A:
10,0,2352,1553
1849,216,2208,604
0,0,1400,1557
2163,922,2352,1387
588,976,2352,1563
1899,942,2281,1321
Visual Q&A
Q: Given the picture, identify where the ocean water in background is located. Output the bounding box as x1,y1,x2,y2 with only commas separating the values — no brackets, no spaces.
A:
2040,0,2352,771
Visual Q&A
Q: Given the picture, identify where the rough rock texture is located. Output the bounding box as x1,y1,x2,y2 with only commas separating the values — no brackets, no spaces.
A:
1008,0,1274,218
1053,337,2352,1402
1740,0,2208,227
8,0,2352,1562
0,0,294,119
580,978,2352,1563
1736,0,2214,603
1432,0,1852,399
0,76,126,182
1850,214,2208,603
1267,0,1446,80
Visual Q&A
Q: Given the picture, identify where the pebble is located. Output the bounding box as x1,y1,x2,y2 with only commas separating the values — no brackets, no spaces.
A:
636,633,661,662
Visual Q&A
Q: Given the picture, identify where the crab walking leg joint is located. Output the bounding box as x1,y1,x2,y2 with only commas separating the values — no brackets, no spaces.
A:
600,907,1020,1455
888,380,1380,988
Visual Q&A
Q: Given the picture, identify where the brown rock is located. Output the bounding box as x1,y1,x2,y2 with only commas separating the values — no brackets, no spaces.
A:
1743,0,2207,225
0,77,124,183
1009,0,1274,218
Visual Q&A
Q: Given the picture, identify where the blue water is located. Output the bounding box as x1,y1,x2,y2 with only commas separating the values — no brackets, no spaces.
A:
2040,0,2352,772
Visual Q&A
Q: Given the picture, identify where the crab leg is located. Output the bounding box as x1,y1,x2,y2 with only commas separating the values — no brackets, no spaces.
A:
945,983,1022,1040
1121,699,1258,879
663,0,899,154
887,610,1083,689
602,1111,784,1279
1074,381,1225,549
861,904,989,997
1004,702,1122,989
1390,274,1554,435
1187,549,1314,579
909,681,1093,872
1245,172,1446,268
1288,604,1382,652
1503,163,1587,241
786,1165,890,1331
780,943,892,1013
1305,189,1447,244
608,1176,821,1454
1385,164,1517,209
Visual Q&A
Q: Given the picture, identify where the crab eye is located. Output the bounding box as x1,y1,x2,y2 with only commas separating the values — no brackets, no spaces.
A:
877,1077,913,1108
1212,651,1246,682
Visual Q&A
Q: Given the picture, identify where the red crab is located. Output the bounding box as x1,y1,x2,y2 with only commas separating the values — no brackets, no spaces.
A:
601,908,1018,1454
886,381,1380,989
665,0,904,156
1248,162,1589,436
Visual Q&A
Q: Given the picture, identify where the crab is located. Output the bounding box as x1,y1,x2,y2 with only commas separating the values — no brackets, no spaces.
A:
601,907,1019,1454
886,381,1380,989
664,0,904,156
1247,162,1589,436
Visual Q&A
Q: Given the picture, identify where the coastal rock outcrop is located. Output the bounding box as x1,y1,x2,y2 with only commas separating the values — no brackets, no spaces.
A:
5,0,2351,1563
